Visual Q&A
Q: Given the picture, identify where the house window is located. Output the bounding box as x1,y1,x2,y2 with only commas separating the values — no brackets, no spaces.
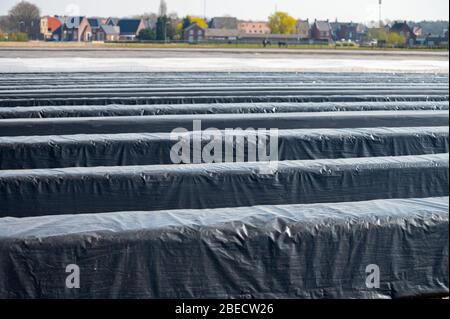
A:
190,30,194,35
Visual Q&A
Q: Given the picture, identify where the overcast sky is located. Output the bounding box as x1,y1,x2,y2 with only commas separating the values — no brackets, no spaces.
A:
0,0,448,22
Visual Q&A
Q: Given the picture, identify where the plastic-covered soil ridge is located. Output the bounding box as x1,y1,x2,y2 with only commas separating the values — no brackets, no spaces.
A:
0,72,448,299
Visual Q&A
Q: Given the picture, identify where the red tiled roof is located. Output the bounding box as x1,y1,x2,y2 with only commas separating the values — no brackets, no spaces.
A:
48,17,62,33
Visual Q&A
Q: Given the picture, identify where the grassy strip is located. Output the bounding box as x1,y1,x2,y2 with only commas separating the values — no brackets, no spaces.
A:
0,41,448,51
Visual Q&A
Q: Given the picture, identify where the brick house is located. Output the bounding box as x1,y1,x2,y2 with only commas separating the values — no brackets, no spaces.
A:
97,25,120,42
238,21,270,34
88,18,106,41
54,16,92,41
390,21,416,46
40,17,50,39
184,23,206,43
337,23,358,41
41,16,64,40
118,19,145,40
311,20,332,42
296,19,310,39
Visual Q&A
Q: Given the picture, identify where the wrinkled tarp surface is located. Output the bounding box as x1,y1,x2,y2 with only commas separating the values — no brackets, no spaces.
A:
2,95,448,107
0,72,448,299
0,111,448,137
0,101,448,119
1,73,448,107
0,127,448,169
0,197,447,299
0,154,448,218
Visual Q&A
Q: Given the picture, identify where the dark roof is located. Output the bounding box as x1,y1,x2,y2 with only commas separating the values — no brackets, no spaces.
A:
314,21,331,32
339,23,358,31
118,19,142,34
88,18,102,29
101,25,120,35
390,21,411,32
210,17,238,29
330,22,340,34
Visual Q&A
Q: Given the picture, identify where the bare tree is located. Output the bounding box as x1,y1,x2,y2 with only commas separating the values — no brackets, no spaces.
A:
0,16,10,33
8,1,41,37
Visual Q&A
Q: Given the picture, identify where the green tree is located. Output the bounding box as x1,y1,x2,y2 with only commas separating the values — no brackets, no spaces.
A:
268,12,296,34
156,15,168,41
368,28,388,42
387,32,406,47
138,28,156,41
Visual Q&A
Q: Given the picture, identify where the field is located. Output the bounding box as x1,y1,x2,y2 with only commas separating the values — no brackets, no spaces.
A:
0,44,448,73
0,46,448,299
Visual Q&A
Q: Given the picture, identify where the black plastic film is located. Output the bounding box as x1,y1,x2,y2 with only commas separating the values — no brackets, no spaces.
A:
0,127,448,169
0,154,448,218
0,197,447,299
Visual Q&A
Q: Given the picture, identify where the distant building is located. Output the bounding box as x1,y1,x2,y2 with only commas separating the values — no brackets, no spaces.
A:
184,23,206,43
40,17,49,39
331,22,366,42
40,16,63,40
205,28,241,41
210,17,238,29
87,18,105,41
241,33,304,45
238,21,270,34
106,17,119,26
296,19,310,39
389,21,416,46
18,19,40,39
420,33,449,47
311,20,332,42
97,25,120,42
53,16,92,42
118,19,145,40
413,26,423,37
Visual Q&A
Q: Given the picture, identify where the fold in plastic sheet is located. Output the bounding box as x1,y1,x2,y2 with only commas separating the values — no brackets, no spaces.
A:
1,95,448,107
1,127,448,170
0,111,448,137
0,154,448,218
1,101,448,119
3,88,449,99
0,197,447,299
